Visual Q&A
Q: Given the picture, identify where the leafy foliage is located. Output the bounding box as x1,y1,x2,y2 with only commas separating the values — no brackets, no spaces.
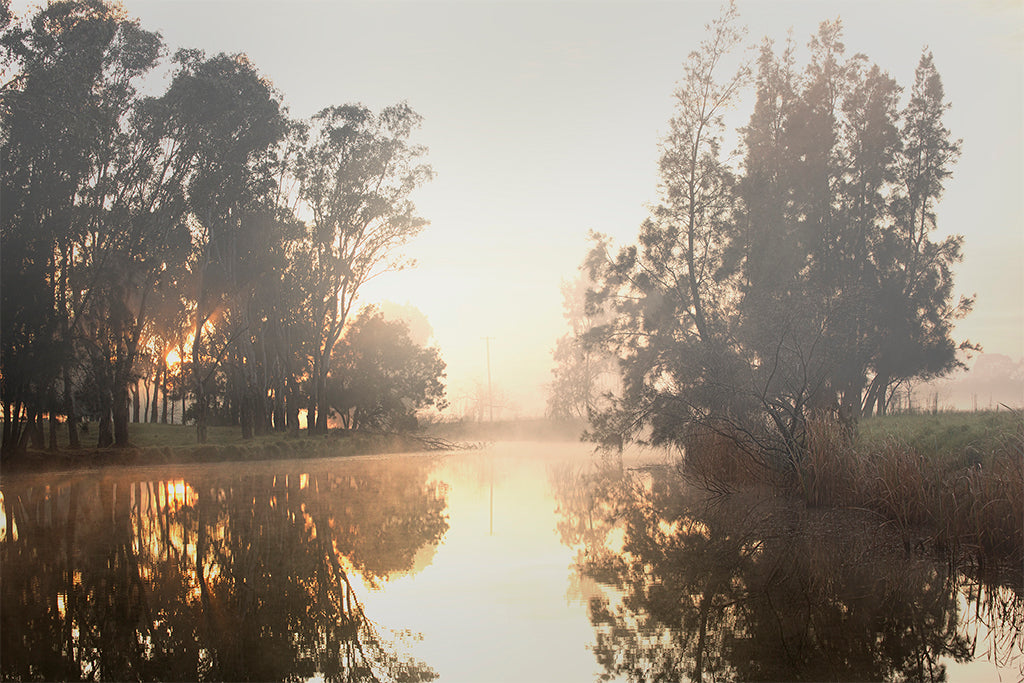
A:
0,0,435,454
327,309,447,432
582,6,974,469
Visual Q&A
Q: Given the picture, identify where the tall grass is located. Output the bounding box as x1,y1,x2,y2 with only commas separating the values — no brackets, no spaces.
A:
798,410,1023,561
683,411,1023,562
680,422,773,492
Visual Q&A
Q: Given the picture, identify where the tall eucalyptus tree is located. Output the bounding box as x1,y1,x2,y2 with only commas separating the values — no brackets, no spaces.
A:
155,49,287,443
296,103,432,433
0,0,166,451
585,3,750,449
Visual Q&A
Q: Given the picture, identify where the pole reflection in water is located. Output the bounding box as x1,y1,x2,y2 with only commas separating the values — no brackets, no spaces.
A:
2,442,1021,682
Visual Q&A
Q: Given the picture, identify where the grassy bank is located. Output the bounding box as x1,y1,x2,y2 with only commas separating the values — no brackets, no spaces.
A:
685,410,1023,563
802,410,1022,561
1,421,445,473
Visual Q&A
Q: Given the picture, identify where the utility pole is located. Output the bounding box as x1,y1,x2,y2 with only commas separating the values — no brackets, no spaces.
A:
482,336,495,422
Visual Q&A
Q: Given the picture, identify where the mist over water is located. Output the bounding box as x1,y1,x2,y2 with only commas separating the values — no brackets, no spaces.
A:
3,442,1020,682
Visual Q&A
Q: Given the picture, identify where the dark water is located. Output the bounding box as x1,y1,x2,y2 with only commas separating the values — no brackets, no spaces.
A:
1,442,1021,682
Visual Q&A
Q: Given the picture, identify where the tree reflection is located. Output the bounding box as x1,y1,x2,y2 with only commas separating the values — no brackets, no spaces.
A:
1,457,447,681
553,462,1023,682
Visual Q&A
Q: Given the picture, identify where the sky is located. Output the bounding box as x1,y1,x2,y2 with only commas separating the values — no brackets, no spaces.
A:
15,0,1022,415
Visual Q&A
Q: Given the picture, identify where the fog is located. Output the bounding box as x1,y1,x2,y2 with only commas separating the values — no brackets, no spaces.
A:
40,0,1020,417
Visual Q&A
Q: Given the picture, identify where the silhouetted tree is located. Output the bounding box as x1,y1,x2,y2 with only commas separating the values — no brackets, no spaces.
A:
585,12,974,469
326,308,447,431
864,50,975,415
296,103,433,434
585,2,751,450
1,0,166,451
547,268,618,420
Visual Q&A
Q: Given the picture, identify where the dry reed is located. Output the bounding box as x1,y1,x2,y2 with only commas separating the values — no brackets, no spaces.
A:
680,422,768,492
684,412,1023,563
800,412,1024,562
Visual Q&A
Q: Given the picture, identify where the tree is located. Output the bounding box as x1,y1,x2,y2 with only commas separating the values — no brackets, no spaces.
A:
863,50,974,415
156,49,286,443
296,103,433,434
547,269,617,420
585,12,974,471
585,3,750,449
326,308,446,431
1,0,441,454
1,0,166,452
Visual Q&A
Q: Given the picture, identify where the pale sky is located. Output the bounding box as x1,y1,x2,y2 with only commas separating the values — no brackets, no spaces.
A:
16,0,1023,415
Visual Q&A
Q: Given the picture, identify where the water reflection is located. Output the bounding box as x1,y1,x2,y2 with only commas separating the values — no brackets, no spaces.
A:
1,457,447,682
553,459,1024,682
3,445,1022,682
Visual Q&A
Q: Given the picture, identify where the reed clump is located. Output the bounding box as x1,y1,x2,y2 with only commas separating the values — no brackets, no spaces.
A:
680,422,768,492
801,415,859,507
798,411,1023,562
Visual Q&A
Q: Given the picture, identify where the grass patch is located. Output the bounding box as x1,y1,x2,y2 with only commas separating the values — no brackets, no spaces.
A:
4,420,440,472
44,421,268,449
858,411,1019,468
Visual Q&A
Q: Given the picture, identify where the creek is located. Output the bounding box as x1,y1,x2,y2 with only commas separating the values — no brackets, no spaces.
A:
2,441,1020,681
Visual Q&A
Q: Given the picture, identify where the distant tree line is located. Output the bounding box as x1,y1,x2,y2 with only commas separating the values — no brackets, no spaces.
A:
576,5,977,466
0,0,444,454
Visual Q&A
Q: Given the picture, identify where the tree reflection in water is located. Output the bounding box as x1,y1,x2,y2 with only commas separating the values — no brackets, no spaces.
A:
1,457,448,682
552,459,1024,682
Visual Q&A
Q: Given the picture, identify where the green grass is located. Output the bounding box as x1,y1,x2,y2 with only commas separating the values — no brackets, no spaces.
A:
80,421,265,448
858,411,1021,467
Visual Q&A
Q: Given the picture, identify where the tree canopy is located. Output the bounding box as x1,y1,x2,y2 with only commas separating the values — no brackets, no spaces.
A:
579,5,975,467
0,0,437,455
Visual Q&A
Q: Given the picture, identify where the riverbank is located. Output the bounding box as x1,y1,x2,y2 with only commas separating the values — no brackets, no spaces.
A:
1,417,592,474
0,422,460,474
686,410,1023,565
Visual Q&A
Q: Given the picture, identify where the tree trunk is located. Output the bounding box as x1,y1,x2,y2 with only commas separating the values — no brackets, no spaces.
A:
273,390,285,433
131,382,140,424
48,408,59,451
307,396,317,436
239,382,254,440
193,324,208,443
864,372,890,417
16,406,34,452
161,365,169,424
315,373,330,434
286,376,300,435
151,363,161,423
64,367,80,449
9,400,25,454
31,409,45,450
2,400,13,455
98,400,114,448
114,382,130,447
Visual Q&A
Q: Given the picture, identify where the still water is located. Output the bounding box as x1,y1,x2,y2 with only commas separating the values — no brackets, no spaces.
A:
2,441,1021,682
